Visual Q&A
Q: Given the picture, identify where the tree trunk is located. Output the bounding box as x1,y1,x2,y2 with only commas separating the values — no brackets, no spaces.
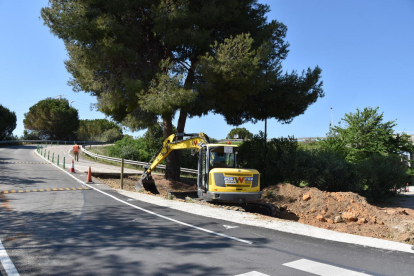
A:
162,114,180,180
163,65,194,181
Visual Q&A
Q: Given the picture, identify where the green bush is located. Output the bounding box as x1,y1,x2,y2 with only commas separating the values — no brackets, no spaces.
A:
107,136,150,161
304,149,360,192
238,132,299,188
357,154,408,202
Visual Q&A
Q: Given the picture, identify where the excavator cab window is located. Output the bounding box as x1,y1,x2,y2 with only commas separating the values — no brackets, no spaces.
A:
208,146,238,170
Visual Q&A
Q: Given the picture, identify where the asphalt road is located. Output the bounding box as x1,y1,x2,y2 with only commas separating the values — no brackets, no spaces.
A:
0,145,413,276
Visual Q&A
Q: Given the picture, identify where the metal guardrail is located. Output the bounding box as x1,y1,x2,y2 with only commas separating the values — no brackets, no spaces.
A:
0,140,111,145
81,146,198,175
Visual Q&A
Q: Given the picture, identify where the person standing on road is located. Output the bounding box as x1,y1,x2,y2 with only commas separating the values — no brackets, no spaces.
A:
73,143,80,161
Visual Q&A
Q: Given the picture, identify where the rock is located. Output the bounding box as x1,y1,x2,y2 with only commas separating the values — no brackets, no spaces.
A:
316,214,326,222
334,216,343,223
303,194,311,201
327,219,334,224
342,212,358,222
399,209,409,215
357,218,367,225
371,217,377,224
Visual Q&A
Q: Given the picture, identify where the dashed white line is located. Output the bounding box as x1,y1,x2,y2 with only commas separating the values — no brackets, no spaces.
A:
0,241,20,276
283,259,371,276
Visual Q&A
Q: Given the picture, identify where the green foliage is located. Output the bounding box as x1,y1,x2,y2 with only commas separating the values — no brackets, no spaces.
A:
323,107,409,163
42,0,324,180
107,136,150,161
357,154,408,202
298,139,323,151
0,104,17,140
142,123,175,155
76,119,123,142
228,127,253,140
23,98,79,140
41,0,294,128
197,33,324,125
303,149,360,192
238,132,299,187
239,132,359,192
21,130,41,140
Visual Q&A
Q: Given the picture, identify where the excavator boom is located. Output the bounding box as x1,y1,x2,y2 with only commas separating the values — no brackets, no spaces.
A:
137,133,210,193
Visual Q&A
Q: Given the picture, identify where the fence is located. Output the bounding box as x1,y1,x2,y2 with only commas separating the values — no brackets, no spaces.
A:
81,146,198,175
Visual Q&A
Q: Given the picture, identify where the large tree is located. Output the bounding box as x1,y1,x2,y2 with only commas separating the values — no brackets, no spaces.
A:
0,104,17,140
323,107,413,163
41,0,323,180
77,119,123,142
24,98,79,140
228,127,253,140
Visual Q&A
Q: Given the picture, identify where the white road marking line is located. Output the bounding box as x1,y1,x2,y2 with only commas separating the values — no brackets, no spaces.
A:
283,259,371,276
0,241,20,276
34,150,253,245
223,225,239,229
235,271,269,276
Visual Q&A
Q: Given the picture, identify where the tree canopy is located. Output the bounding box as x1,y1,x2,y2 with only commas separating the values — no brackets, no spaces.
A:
41,0,323,179
77,119,123,142
23,98,79,140
323,107,413,163
228,127,253,140
0,104,17,140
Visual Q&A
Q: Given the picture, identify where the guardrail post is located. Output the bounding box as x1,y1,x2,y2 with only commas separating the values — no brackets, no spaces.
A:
44,150,46,158
63,157,65,169
57,155,59,166
52,153,54,163
121,158,124,190
47,151,50,160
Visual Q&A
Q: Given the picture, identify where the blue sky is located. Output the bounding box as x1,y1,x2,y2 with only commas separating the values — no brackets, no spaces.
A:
1,0,413,140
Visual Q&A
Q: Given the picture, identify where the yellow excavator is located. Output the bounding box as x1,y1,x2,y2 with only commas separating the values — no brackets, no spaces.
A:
137,132,262,203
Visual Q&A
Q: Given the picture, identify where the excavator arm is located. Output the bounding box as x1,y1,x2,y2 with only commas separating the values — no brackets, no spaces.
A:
138,132,210,193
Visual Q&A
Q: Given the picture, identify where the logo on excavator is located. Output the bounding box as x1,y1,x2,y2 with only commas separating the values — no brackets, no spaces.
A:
224,176,253,184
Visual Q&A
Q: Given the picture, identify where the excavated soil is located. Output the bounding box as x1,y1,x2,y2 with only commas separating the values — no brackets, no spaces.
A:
97,175,414,245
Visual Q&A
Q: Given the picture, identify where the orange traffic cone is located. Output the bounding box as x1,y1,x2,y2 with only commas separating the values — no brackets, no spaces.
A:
86,166,93,183
70,159,75,173
406,183,409,192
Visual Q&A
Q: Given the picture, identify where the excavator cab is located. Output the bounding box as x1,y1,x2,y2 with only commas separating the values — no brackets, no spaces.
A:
197,144,262,203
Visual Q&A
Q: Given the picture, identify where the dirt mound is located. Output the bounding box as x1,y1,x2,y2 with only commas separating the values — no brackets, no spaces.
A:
97,175,414,245
262,183,414,244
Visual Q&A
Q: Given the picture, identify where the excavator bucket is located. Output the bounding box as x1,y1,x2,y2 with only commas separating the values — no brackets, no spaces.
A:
136,177,159,194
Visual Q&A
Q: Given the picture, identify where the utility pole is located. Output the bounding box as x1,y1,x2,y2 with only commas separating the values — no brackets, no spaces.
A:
330,107,333,127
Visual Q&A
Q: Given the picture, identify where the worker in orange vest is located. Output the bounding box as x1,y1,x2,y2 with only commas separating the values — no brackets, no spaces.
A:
73,143,80,161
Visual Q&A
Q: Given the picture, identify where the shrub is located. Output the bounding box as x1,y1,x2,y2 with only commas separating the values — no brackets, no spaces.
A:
357,154,408,202
238,132,299,188
305,149,360,192
107,136,150,161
